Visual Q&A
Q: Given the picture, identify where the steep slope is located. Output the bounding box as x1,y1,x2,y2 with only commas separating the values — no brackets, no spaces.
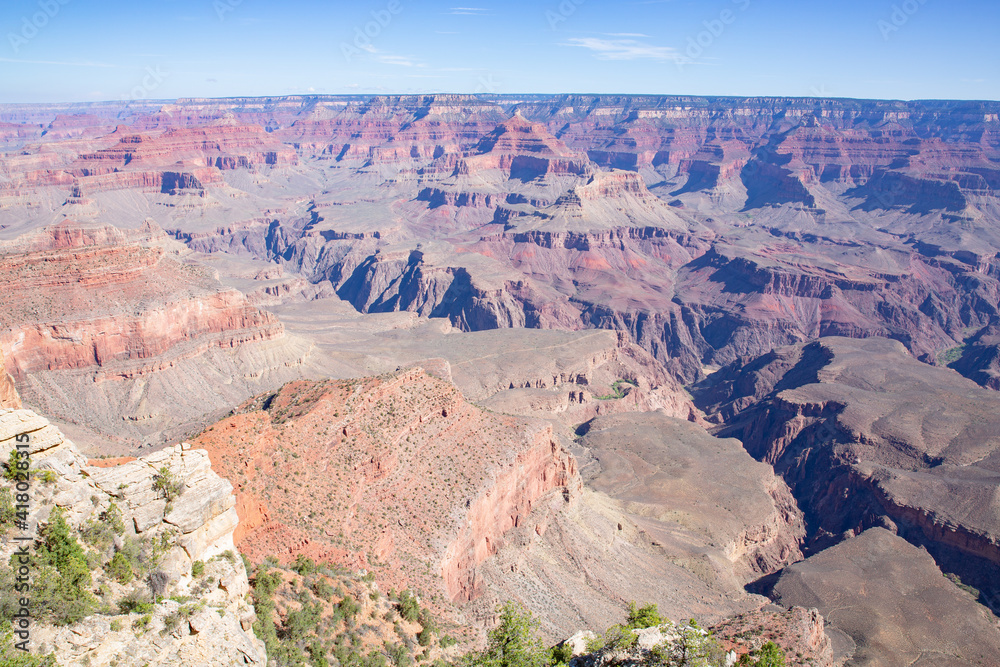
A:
263,300,703,425
10,96,989,388
460,412,805,641
949,320,1000,390
190,368,579,609
0,407,265,665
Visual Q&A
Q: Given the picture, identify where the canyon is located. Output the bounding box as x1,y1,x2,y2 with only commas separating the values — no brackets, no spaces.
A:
2,94,1000,665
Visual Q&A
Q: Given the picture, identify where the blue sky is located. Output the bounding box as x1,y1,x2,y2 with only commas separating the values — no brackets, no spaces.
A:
1,0,997,103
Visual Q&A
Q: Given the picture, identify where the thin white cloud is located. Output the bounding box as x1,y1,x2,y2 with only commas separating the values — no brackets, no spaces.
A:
564,37,681,62
605,32,649,38
371,51,426,67
0,57,119,68
448,7,489,14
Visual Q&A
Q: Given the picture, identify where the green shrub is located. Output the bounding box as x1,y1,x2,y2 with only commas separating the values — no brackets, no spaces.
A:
339,594,360,619
118,589,154,615
107,551,134,584
626,602,663,629
461,601,550,667
738,641,786,667
945,572,981,598
0,489,16,532
397,590,420,623
312,578,335,601
292,554,318,576
32,508,95,625
152,467,183,502
191,560,205,578
386,643,412,667
0,625,57,666
284,602,323,642
550,643,573,666
4,450,27,482
646,622,726,667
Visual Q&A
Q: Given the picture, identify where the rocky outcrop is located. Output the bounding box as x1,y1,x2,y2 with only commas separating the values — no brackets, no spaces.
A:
442,434,578,603
0,408,265,665
579,412,804,582
710,606,835,666
0,349,19,409
191,369,580,610
949,321,1000,390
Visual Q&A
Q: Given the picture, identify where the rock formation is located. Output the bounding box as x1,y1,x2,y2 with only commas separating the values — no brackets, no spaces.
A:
190,368,579,608
710,606,835,666
0,220,316,450
5,96,998,391
0,349,19,409
695,336,1000,611
1,95,1000,659
0,407,265,665
773,528,1000,666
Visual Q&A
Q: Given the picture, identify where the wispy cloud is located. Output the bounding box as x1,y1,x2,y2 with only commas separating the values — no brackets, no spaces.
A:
0,57,120,68
448,7,489,14
564,37,680,62
605,32,649,38
376,53,422,67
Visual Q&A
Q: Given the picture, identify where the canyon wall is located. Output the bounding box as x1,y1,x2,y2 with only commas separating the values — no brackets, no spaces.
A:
0,221,314,450
695,337,1000,611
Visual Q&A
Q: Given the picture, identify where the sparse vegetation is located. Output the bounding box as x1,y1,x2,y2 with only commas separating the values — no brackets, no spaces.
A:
461,601,550,667
152,466,183,502
945,572,981,599
939,345,967,366
626,601,664,629
30,508,97,625
249,560,452,667
594,379,638,401
737,641,786,666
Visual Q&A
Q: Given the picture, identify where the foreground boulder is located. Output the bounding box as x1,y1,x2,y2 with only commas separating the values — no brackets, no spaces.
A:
0,407,266,665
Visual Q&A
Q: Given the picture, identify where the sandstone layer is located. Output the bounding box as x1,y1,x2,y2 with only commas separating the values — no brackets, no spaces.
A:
0,220,316,450
0,349,19,409
460,412,805,642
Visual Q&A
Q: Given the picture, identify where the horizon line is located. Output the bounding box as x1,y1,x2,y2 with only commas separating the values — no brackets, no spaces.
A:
1,93,1000,107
